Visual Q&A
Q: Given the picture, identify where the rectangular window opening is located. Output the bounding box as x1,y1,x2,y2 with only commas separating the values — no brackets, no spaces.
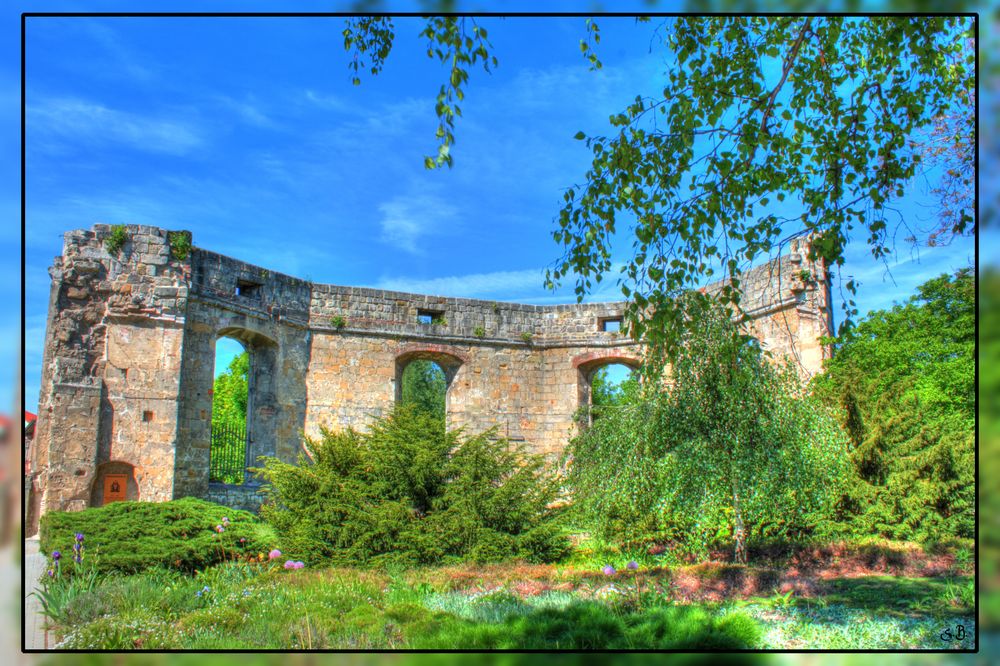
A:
236,280,262,298
417,309,446,325
600,317,623,333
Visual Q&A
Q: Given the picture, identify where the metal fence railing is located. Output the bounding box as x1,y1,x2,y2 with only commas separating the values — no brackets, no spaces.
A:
210,422,247,485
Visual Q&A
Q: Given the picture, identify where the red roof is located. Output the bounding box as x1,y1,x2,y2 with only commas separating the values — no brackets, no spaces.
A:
25,411,37,424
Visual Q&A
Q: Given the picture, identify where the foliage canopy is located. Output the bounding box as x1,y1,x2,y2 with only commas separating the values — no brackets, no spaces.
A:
549,16,974,358
567,296,851,562
342,15,974,363
812,267,974,542
399,359,448,422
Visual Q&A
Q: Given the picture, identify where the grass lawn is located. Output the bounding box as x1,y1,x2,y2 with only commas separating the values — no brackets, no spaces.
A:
39,560,975,650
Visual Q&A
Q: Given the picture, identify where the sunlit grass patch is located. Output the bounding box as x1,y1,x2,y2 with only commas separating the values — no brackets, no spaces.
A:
813,575,975,618
738,603,975,649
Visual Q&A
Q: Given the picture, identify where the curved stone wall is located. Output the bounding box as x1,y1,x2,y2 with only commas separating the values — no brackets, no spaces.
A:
28,224,831,522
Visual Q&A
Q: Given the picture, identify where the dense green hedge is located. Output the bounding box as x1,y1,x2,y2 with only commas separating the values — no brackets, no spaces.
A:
812,268,974,543
39,497,277,574
257,407,570,567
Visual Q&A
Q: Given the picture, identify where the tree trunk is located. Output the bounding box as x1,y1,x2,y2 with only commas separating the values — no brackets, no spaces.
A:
733,485,747,565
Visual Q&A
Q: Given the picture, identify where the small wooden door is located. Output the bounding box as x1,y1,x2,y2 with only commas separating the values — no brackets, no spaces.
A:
103,474,128,504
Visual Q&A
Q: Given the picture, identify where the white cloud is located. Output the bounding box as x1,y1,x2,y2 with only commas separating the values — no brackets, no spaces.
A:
377,193,457,255
29,97,203,155
80,20,156,84
303,89,351,112
836,235,974,317
374,263,628,304
216,95,276,129
375,267,545,299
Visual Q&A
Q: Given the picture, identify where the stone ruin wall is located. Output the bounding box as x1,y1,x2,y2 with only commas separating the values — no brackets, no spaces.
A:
27,224,831,526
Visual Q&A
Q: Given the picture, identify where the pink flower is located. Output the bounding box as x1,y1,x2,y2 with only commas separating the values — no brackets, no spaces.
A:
602,564,616,576
268,549,282,560
284,560,296,569
293,561,305,569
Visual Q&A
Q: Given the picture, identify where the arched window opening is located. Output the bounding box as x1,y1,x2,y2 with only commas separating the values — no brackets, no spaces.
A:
573,354,642,428
394,349,464,430
588,362,639,421
210,336,250,485
399,359,447,422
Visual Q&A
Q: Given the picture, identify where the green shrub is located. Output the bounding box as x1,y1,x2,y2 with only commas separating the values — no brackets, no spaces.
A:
39,497,276,575
104,224,128,255
473,326,486,338
566,296,851,562
330,315,347,330
257,407,569,567
812,268,974,543
167,230,193,260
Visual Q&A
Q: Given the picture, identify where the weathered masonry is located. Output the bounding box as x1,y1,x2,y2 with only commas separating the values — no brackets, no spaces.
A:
27,224,832,527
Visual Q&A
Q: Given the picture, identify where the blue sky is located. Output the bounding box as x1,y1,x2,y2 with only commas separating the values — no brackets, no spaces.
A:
11,9,980,413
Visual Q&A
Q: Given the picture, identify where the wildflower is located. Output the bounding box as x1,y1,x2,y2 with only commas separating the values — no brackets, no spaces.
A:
268,549,282,560
602,564,616,576
52,551,61,562
293,561,305,569
46,569,54,578
215,525,225,533
74,533,84,543
627,561,639,571
284,560,296,569
222,516,230,526
239,537,246,545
